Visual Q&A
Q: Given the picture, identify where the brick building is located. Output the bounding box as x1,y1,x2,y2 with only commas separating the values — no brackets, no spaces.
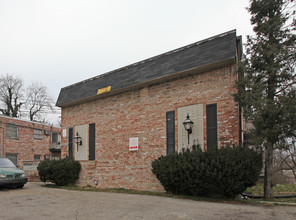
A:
0,115,61,180
56,30,243,191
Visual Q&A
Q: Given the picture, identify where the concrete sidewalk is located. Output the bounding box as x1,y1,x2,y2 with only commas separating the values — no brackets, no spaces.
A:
0,182,295,220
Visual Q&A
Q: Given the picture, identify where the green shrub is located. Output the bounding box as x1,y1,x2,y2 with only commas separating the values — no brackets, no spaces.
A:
37,159,55,183
38,157,81,186
152,147,263,198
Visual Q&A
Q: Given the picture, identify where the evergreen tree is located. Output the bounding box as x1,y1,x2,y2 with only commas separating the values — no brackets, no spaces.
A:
235,0,296,199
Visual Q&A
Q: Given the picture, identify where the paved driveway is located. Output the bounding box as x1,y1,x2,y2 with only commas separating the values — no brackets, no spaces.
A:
0,182,296,220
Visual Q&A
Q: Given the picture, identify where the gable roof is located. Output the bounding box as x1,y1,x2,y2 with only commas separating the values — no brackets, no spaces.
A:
56,30,241,108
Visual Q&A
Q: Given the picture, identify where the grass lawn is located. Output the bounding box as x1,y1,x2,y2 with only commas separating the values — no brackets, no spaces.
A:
245,184,296,204
246,184,296,196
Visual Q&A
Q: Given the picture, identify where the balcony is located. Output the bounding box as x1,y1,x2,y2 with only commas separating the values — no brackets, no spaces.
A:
50,142,61,152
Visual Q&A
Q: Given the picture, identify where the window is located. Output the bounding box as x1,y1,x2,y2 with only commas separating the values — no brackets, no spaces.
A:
6,124,18,139
51,132,61,149
52,133,58,142
6,153,18,166
44,155,50,160
34,129,42,139
34,155,41,161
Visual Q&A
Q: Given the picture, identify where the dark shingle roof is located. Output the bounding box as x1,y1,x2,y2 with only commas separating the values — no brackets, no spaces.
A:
56,30,240,107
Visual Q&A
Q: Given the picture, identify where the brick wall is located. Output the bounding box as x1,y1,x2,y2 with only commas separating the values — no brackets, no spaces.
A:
0,116,61,180
61,64,240,191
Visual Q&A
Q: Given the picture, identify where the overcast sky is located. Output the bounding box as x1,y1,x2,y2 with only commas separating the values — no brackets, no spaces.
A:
0,0,254,124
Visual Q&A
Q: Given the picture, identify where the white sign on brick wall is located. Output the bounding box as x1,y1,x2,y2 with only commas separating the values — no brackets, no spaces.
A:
129,137,138,151
63,129,67,138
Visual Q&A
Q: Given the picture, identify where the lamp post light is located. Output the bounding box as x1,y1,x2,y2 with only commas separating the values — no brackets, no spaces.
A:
74,132,82,152
183,113,194,145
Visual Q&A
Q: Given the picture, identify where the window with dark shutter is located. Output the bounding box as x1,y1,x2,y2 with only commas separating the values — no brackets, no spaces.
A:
206,104,218,151
89,123,95,160
166,111,175,155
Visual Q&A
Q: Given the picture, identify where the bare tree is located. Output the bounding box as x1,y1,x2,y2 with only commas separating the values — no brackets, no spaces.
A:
274,138,296,182
25,81,53,121
0,74,24,117
283,142,296,181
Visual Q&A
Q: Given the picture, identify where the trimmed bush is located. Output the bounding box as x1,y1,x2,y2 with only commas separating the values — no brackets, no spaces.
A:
38,157,81,186
152,147,263,198
37,159,55,183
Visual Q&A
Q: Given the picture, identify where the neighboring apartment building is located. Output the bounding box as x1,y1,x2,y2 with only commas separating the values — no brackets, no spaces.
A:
0,115,61,175
56,30,243,191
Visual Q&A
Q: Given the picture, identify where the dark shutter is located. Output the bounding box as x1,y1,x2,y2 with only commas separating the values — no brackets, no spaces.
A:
166,111,175,155
68,127,73,159
206,104,217,151
89,123,95,160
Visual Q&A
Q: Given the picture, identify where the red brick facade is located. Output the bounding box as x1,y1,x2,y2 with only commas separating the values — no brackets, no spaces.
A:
0,116,61,180
60,64,241,191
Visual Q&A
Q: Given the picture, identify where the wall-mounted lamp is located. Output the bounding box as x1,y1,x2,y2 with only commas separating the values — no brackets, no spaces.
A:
74,132,82,152
183,113,194,144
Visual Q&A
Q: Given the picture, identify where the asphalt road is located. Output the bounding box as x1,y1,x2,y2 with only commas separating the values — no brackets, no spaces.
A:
0,182,295,220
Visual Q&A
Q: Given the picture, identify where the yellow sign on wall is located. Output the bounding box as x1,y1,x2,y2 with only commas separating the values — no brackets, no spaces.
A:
97,86,111,95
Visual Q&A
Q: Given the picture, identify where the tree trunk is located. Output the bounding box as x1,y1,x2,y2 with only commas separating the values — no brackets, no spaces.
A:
264,144,274,200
